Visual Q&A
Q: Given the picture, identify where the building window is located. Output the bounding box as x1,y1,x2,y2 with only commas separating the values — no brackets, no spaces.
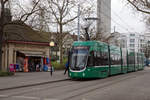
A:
130,34,135,36
140,39,143,42
140,49,143,52
121,44,125,48
138,49,141,52
130,49,135,52
130,39,135,43
140,44,145,48
130,44,135,47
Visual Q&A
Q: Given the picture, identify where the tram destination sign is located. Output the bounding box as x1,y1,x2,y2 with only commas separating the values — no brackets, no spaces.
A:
73,46,89,50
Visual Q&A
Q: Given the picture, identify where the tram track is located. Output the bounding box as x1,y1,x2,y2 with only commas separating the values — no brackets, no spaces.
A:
0,78,70,91
62,70,146,100
0,78,101,97
4,79,77,96
16,70,145,99
0,70,146,100
1,68,146,92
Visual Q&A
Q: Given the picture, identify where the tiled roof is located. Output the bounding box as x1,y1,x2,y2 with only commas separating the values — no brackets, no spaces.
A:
3,20,77,45
4,21,50,43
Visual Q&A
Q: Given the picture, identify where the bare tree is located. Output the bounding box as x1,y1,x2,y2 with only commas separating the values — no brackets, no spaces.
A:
11,0,42,26
80,4,97,41
0,0,8,70
127,0,150,14
44,0,95,64
127,0,150,56
19,0,41,22
126,0,150,30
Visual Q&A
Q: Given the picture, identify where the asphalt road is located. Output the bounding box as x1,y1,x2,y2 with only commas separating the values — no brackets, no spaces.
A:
0,67,150,100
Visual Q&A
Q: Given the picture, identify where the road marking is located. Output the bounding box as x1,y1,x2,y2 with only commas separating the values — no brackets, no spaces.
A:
12,96,40,100
0,95,8,98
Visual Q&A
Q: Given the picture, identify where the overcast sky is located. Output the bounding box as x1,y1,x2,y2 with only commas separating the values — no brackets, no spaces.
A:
111,0,146,34
10,0,147,34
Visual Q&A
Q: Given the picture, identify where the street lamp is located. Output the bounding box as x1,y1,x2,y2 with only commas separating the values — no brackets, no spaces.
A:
49,41,55,60
49,41,55,76
49,41,55,47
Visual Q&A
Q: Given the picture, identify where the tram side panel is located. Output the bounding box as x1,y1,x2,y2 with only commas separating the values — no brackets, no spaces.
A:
89,44,110,78
128,52,135,72
137,53,141,70
141,53,145,70
109,45,122,75
121,48,128,73
137,53,144,70
135,53,139,71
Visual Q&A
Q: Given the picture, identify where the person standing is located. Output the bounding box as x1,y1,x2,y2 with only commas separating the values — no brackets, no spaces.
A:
64,61,69,75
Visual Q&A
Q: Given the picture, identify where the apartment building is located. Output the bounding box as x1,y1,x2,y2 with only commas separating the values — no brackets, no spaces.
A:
119,33,146,53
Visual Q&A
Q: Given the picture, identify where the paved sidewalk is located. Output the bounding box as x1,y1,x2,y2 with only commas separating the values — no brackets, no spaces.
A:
0,71,69,90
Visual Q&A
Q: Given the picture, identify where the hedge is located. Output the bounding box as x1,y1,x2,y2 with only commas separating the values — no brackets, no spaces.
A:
0,71,14,77
51,58,67,70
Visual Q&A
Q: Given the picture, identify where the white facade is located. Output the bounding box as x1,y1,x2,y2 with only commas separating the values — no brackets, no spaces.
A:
144,33,150,41
119,33,146,53
97,0,111,39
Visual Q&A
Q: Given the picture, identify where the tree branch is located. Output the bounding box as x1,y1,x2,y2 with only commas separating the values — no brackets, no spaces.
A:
127,0,150,14
19,0,41,22
62,16,78,25
47,0,60,23
4,0,8,4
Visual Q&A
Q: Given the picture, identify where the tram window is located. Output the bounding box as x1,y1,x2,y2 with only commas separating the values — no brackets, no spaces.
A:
94,51,109,66
110,53,121,65
87,51,94,66
128,55,135,64
87,50,109,66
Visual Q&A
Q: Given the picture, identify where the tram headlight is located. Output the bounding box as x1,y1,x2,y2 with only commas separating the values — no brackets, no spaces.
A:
70,73,71,76
83,73,85,77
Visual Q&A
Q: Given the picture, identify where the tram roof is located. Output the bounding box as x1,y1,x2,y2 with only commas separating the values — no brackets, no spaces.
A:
72,41,121,53
73,41,107,46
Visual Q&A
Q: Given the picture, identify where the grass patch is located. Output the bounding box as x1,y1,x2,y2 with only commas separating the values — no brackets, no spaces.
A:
0,71,14,77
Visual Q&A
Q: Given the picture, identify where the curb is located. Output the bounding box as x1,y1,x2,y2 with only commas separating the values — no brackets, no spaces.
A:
0,78,70,91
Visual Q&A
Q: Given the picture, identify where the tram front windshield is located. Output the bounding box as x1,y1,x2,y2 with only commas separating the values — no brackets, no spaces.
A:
70,47,89,71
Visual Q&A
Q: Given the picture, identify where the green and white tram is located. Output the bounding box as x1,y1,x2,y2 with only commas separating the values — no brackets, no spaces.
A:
68,41,144,79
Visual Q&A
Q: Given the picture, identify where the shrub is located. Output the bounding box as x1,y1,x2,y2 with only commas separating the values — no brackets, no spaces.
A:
51,58,68,70
0,71,14,77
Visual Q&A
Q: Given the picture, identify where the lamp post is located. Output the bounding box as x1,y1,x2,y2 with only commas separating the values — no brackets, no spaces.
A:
49,41,55,76
49,41,55,55
77,3,80,41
